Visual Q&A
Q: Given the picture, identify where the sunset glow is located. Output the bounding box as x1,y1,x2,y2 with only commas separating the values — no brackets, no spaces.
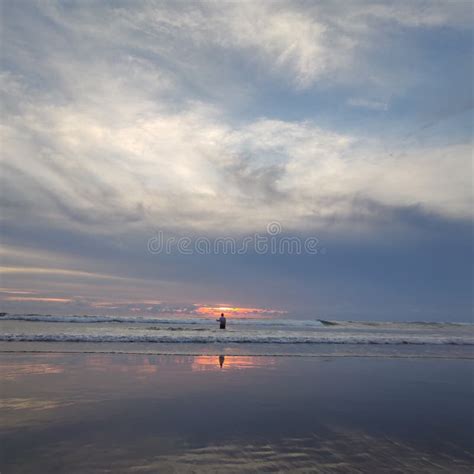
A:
3,297,73,303
195,305,284,318
191,355,273,371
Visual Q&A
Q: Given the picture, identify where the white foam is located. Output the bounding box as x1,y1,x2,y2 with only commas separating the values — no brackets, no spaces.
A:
0,314,325,327
0,314,202,324
1,332,472,345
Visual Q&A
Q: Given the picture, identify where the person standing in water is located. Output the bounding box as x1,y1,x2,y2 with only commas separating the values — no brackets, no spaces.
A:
217,313,226,329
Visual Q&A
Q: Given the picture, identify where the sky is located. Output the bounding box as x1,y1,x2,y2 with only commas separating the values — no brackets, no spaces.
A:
0,0,472,321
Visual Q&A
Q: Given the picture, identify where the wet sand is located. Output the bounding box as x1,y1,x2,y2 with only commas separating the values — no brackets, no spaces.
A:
1,353,473,473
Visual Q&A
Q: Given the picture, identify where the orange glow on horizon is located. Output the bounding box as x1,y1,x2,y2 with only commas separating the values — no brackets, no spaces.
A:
3,296,73,303
0,288,38,295
195,305,284,318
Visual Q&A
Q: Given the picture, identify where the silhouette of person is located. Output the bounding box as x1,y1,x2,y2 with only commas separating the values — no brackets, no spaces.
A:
216,312,226,329
219,355,225,368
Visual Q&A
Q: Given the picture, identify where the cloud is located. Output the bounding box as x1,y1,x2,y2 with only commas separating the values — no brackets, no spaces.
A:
347,98,389,111
0,1,472,319
2,70,471,238
8,0,469,95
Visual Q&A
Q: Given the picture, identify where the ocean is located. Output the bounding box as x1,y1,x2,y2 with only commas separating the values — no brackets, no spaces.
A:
1,314,473,359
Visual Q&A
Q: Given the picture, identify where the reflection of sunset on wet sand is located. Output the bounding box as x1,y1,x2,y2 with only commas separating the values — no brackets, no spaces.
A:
84,355,160,376
0,353,275,384
0,398,66,411
1,353,472,473
0,360,64,381
191,355,275,371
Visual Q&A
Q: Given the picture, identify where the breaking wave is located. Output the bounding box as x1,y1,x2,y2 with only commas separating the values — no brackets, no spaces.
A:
0,314,469,328
0,314,325,327
1,333,472,345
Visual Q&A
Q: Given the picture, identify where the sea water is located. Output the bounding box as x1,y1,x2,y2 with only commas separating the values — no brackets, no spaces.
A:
1,314,472,359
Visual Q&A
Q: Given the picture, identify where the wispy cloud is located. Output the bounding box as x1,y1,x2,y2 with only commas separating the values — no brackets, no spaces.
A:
0,0,472,319
347,98,389,111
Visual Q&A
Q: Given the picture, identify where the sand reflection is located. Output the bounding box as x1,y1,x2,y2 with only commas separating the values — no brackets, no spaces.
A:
0,398,67,411
0,360,64,381
192,355,274,371
84,429,474,473
84,354,160,376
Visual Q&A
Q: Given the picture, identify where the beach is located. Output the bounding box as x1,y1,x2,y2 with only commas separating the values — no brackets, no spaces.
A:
1,340,473,472
2,1,473,472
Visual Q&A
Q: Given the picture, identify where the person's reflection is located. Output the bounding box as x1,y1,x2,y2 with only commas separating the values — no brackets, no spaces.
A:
219,355,225,368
